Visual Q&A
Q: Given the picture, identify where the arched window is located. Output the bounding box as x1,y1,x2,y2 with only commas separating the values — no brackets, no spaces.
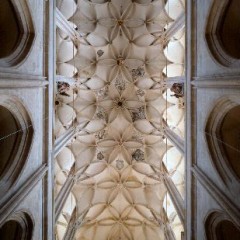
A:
206,0,240,67
0,0,35,67
0,97,33,193
205,96,240,188
205,211,240,240
0,212,34,240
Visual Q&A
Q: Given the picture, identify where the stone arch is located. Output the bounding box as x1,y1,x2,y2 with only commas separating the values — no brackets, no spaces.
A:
205,96,240,188
205,211,240,240
206,0,240,67
0,96,34,194
0,0,35,67
0,211,34,240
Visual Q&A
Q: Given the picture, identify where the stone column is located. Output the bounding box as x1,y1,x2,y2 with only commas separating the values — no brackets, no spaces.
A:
63,207,77,240
163,123,184,154
56,8,80,42
55,164,75,221
163,164,184,224
165,224,176,240
163,13,185,42
54,127,76,158
163,209,176,240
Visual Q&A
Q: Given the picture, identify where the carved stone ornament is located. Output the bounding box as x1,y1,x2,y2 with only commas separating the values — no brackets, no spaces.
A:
132,149,145,162
115,76,126,92
131,106,146,122
132,67,145,80
95,130,106,141
97,152,104,160
57,81,71,97
116,159,124,170
97,49,104,57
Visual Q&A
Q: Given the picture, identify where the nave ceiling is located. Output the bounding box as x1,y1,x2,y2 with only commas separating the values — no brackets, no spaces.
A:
55,0,185,239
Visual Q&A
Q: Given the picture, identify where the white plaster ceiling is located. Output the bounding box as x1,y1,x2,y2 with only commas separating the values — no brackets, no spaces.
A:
55,0,185,239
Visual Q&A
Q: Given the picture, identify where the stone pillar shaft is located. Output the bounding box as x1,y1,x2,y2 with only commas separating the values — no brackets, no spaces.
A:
163,168,185,224
55,165,75,222
56,8,80,42
164,125,184,154
54,127,75,158
63,207,77,240
164,13,185,42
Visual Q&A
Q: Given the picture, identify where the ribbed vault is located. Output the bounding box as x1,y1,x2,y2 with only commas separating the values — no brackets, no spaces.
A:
55,0,185,239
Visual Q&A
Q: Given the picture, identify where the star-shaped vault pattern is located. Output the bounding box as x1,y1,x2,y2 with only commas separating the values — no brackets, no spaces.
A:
55,0,185,239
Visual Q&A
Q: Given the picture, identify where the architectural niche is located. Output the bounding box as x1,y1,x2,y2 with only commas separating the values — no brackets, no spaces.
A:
205,96,240,187
0,0,35,67
206,0,240,67
205,211,240,240
0,96,33,194
0,211,34,240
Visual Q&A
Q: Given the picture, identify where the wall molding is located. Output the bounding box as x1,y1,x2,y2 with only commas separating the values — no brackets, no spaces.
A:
0,73,48,88
192,75,240,88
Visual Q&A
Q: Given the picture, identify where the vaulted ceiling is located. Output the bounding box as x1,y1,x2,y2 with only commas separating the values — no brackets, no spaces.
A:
55,0,185,239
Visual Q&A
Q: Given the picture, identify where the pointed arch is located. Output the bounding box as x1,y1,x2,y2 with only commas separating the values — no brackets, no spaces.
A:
0,211,34,240
206,0,240,67
0,0,35,67
205,96,240,189
0,96,34,194
205,211,240,240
